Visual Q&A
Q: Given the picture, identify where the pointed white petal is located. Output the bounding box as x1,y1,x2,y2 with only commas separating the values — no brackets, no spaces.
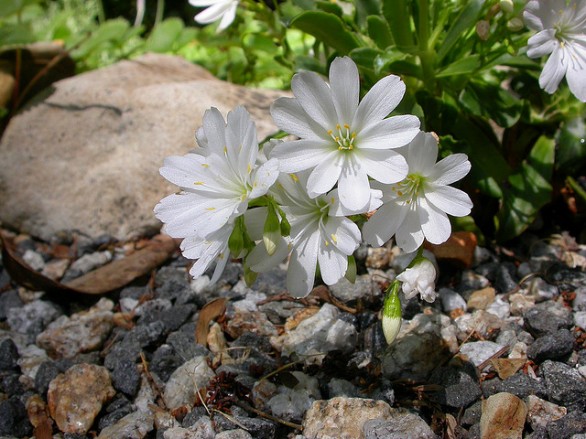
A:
250,158,280,198
247,237,291,273
359,149,408,184
201,107,227,155
527,29,557,58
539,47,567,93
406,131,437,175
429,153,471,185
270,97,324,140
358,116,420,150
337,157,371,212
306,153,343,197
270,140,333,173
418,197,452,245
523,3,544,31
353,74,405,131
159,154,207,188
425,186,473,217
329,57,360,126
292,71,338,131
216,2,237,31
362,203,407,247
324,217,361,255
287,231,320,297
329,188,382,216
565,43,586,102
317,246,347,286
395,206,424,252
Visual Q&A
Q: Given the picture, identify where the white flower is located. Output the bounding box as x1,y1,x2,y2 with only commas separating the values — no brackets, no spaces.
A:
524,0,586,102
154,106,279,279
189,0,239,33
362,131,472,253
396,258,437,303
246,172,378,297
270,56,420,213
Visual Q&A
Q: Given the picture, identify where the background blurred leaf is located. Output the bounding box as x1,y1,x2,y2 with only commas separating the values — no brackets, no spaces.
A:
495,136,555,241
291,11,360,55
144,17,184,52
367,15,393,49
556,117,586,175
437,0,483,62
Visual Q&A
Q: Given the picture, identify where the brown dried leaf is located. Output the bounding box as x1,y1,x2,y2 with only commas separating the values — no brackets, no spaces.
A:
26,394,53,439
284,306,320,332
196,298,227,345
490,358,526,380
1,232,177,301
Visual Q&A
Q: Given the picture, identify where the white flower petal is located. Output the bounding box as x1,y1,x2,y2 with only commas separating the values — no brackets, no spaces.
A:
306,153,343,197
270,97,324,140
216,1,237,32
287,231,320,297
291,71,338,131
523,2,544,31
250,158,280,199
270,140,333,173
337,157,371,212
353,74,405,131
359,149,408,184
201,107,227,155
406,131,438,175
329,57,360,126
429,153,471,185
324,217,361,255
425,185,473,217
418,197,452,245
329,188,382,216
247,237,291,273
395,206,425,253
362,202,407,247
317,246,348,286
527,29,558,58
565,44,586,102
358,116,420,150
159,154,207,189
194,1,234,24
540,46,567,93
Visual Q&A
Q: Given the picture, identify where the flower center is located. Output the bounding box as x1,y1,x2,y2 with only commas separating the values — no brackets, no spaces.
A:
328,124,357,151
391,173,426,204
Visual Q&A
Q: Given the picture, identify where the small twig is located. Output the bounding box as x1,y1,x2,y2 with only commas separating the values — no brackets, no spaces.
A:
211,408,250,431
235,401,303,431
476,345,509,372
140,352,167,409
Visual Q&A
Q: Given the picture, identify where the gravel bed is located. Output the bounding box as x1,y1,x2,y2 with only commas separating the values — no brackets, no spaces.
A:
0,229,585,439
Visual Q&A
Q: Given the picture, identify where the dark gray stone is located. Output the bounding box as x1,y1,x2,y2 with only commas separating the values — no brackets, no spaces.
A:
0,397,32,436
461,401,482,427
150,344,185,382
119,285,148,300
155,266,192,303
0,338,19,371
0,372,23,396
523,306,573,337
363,415,438,439
97,404,134,431
111,359,140,397
481,372,547,399
35,361,60,396
540,360,586,411
0,289,23,320
546,410,586,438
181,406,208,428
494,262,518,294
429,362,481,409
527,329,575,363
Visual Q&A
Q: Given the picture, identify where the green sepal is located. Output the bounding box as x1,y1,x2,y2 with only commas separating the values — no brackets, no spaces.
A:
263,202,281,256
345,255,357,284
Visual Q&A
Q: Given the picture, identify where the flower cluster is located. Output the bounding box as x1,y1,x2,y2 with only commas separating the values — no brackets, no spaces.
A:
155,57,472,301
523,0,586,102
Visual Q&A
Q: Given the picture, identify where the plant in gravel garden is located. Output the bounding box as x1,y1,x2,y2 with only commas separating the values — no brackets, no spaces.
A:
189,0,586,244
155,57,473,343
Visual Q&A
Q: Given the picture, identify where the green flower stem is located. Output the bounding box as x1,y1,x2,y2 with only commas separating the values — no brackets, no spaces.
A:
417,0,436,92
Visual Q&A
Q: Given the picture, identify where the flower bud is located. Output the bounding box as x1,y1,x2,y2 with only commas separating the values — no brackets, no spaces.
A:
382,281,402,345
499,0,514,14
507,17,524,32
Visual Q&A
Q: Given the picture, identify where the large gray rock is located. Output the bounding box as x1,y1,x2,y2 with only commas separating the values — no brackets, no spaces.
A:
0,53,286,240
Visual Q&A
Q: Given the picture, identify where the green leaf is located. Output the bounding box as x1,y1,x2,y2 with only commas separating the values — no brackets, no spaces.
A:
345,255,357,283
0,23,35,46
495,136,555,241
349,47,380,70
0,0,40,17
437,0,483,62
436,54,480,78
459,80,522,128
315,0,343,16
556,117,586,175
382,0,415,51
356,0,381,26
367,15,393,49
73,18,130,58
291,11,360,55
144,18,184,53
